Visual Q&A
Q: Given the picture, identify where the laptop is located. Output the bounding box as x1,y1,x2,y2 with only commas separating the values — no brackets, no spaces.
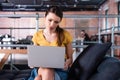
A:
27,45,65,69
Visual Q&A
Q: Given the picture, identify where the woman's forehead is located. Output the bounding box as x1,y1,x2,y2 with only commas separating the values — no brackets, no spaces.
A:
46,12,61,21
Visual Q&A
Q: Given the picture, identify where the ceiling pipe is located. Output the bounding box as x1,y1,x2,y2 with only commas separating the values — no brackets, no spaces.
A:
1,0,14,6
1,0,103,11
4,0,9,3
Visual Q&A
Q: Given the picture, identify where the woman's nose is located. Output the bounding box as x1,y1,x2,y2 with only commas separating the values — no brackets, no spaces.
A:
50,21,55,26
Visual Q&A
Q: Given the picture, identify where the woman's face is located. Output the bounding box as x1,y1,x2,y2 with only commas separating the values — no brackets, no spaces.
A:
45,12,61,30
80,31,85,37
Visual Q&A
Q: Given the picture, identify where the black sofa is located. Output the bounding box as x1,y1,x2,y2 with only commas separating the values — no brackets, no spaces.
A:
0,69,32,80
68,42,120,80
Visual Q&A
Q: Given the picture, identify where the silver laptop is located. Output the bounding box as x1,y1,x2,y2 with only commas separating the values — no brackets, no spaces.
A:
27,45,65,68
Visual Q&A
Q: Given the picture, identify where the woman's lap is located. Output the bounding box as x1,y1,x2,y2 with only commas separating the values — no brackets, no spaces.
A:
28,68,68,80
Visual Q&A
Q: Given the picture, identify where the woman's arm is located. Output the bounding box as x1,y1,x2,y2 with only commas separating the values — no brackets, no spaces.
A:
64,43,73,70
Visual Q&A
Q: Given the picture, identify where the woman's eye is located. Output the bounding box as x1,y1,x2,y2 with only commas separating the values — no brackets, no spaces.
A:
54,21,59,24
48,19,52,22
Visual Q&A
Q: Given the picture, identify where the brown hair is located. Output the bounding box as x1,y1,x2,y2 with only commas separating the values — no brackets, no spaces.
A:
45,6,64,46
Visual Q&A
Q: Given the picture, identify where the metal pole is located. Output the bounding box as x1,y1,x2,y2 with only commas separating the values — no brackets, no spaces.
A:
111,24,115,57
98,9,101,43
36,13,39,31
98,21,101,43
0,14,120,18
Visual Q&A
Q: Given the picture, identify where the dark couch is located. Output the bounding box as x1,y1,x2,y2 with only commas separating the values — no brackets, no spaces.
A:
89,56,120,80
0,69,32,80
68,42,120,80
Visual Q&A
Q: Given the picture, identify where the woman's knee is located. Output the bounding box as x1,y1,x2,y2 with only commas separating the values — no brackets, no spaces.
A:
37,68,55,80
34,75,42,80
38,68,54,76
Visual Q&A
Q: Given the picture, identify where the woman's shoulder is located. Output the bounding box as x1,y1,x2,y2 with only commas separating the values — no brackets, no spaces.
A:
33,30,43,38
63,30,73,41
63,30,71,36
37,29,43,33
35,30,43,35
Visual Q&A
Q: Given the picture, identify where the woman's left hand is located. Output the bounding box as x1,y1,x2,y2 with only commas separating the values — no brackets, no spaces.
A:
64,58,72,70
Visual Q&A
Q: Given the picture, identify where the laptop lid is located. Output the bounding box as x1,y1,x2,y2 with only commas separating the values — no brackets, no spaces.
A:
27,45,65,69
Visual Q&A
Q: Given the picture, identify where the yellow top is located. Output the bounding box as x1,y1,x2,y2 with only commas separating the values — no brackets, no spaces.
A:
32,29,73,59
32,30,73,47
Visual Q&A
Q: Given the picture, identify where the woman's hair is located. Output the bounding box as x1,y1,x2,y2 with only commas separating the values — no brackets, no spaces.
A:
45,6,65,46
45,6,63,20
81,30,90,41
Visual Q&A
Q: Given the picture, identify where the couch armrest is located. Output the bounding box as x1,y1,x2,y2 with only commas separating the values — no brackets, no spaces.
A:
89,56,120,80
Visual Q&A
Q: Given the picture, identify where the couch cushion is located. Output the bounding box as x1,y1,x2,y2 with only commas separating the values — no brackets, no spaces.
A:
0,69,32,80
67,42,112,80
89,57,120,80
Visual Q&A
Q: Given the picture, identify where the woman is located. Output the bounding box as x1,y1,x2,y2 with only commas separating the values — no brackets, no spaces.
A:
32,6,73,80
80,30,90,45
80,30,90,42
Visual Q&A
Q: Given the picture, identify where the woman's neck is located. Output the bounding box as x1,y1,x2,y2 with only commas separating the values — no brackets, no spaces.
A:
44,28,56,35
43,28,57,42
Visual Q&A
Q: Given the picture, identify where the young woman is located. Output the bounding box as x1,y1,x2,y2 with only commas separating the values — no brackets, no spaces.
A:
32,6,73,80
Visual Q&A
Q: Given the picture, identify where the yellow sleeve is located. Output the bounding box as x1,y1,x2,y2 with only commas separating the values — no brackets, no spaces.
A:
64,30,73,45
32,32,38,45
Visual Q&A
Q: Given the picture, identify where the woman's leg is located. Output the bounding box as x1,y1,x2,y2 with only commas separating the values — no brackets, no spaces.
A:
35,67,55,80
34,75,42,80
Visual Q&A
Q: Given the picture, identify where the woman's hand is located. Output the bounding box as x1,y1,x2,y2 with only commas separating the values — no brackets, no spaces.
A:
64,58,72,70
